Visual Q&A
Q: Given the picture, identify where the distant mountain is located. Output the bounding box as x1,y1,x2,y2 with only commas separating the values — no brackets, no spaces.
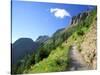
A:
12,38,39,64
36,35,49,43
52,28,65,37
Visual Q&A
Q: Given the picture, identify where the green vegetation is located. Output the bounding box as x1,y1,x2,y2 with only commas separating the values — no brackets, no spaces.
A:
12,53,35,74
24,46,71,73
12,8,97,74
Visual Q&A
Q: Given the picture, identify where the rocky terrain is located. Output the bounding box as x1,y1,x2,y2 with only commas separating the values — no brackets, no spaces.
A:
80,20,97,69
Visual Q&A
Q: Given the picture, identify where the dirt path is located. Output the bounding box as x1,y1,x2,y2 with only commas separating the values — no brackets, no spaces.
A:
69,45,90,71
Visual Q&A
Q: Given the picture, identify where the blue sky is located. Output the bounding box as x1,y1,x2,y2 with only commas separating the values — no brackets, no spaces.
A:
12,1,95,43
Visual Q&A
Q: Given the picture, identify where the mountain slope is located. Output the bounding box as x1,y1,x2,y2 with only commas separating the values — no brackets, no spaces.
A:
80,20,97,69
12,38,39,64
69,19,97,70
36,35,49,43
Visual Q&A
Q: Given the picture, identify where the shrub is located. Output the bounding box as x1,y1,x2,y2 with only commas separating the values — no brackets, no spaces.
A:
77,29,84,36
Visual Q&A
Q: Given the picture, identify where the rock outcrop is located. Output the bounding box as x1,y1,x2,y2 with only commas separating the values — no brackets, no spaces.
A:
71,11,90,25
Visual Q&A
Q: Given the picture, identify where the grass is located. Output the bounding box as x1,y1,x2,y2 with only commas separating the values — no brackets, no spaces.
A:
23,43,71,73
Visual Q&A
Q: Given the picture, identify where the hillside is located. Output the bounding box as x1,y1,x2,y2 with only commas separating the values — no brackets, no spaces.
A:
69,19,97,70
12,8,97,74
36,35,49,43
80,20,97,69
12,38,39,64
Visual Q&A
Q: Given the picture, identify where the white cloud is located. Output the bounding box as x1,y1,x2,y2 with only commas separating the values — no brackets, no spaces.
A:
50,8,71,19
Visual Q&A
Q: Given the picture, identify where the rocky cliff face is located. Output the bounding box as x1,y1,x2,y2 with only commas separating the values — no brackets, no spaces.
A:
71,11,90,25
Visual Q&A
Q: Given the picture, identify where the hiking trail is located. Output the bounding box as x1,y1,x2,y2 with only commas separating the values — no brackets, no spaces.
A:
69,44,91,71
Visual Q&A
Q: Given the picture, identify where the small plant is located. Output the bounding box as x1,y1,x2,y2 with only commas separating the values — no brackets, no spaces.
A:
77,29,84,36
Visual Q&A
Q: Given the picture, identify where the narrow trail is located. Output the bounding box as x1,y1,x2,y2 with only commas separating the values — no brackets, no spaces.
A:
69,44,91,71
